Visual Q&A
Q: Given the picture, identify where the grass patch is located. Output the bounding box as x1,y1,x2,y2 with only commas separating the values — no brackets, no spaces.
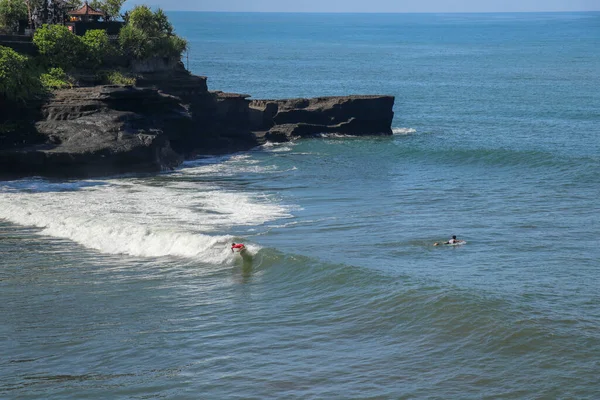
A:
104,70,137,86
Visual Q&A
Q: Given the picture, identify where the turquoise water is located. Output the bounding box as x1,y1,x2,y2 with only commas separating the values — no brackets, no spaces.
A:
2,12,600,399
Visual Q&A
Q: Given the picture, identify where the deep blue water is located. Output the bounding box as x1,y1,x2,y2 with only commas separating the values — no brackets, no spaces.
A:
1,12,600,399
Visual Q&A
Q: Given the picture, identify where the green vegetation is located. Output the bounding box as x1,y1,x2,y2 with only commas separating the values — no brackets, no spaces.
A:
40,67,72,89
1,1,84,31
1,3,186,103
120,5,186,60
103,70,136,85
81,29,115,68
33,24,83,69
0,45,43,102
0,0,27,31
34,25,116,70
89,0,125,21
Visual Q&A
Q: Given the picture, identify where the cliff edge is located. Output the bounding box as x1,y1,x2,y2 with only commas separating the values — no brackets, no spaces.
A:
0,71,395,179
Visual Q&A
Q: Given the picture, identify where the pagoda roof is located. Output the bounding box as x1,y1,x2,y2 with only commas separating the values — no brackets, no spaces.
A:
68,2,105,16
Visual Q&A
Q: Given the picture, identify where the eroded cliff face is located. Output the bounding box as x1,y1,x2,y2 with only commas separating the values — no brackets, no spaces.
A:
0,70,395,179
248,96,395,142
0,98,46,151
1,86,186,178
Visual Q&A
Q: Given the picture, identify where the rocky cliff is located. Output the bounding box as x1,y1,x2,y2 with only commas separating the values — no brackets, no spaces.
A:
249,96,394,142
0,70,394,179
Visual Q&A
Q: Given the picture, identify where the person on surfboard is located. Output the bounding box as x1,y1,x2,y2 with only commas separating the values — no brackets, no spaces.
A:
231,243,246,252
446,235,459,244
434,235,461,246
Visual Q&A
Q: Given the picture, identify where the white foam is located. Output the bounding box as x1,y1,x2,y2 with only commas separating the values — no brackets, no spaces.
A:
0,174,292,261
176,153,282,176
316,133,355,138
393,127,417,135
265,145,294,152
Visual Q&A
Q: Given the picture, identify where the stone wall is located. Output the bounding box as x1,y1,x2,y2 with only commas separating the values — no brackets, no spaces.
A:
0,35,37,56
131,57,181,73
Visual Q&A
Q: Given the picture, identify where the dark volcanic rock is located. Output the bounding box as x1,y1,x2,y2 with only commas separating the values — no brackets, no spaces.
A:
0,86,185,178
249,95,394,141
0,94,48,150
136,70,261,154
0,72,395,179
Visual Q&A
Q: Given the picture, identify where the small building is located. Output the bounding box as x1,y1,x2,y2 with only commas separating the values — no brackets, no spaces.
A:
65,2,124,38
67,2,105,23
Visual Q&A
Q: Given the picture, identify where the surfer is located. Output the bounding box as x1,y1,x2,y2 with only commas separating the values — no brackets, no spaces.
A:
434,235,460,246
231,243,246,252
446,235,459,244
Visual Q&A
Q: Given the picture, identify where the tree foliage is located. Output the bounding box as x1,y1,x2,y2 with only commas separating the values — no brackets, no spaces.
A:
0,45,43,102
33,23,82,69
89,0,124,21
126,5,155,33
119,5,186,60
3,3,187,103
81,29,114,68
63,0,82,8
118,23,146,59
23,0,81,28
154,8,172,35
34,25,116,70
0,0,27,31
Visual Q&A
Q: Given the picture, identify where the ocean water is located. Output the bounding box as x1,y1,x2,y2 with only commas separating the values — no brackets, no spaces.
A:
2,12,600,399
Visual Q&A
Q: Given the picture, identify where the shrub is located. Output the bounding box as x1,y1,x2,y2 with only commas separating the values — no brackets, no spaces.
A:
119,23,149,59
154,9,173,36
119,6,187,61
40,67,73,89
127,4,155,33
33,24,83,70
0,45,43,102
153,34,187,58
81,29,114,69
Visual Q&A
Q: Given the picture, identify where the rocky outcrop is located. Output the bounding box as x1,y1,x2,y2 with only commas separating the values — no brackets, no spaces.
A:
0,86,186,178
0,72,395,179
249,95,395,142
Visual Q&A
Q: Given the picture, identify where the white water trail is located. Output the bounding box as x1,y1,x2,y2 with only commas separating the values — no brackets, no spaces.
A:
0,159,292,261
